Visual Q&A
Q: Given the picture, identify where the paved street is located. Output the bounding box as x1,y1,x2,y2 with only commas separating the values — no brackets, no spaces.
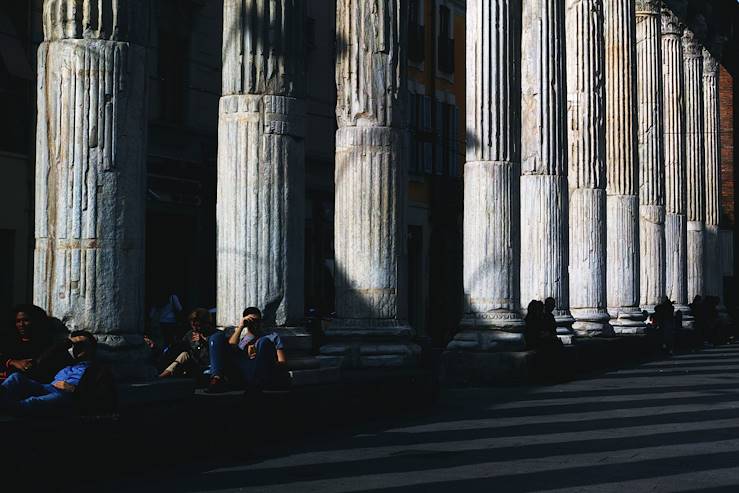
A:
102,343,739,493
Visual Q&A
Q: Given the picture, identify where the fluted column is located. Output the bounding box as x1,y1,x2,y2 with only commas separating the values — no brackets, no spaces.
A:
604,0,645,333
322,0,419,368
636,0,666,312
217,1,305,331
683,29,705,301
449,0,524,352
34,0,150,375
702,48,721,301
565,0,612,336
520,0,574,334
661,8,690,319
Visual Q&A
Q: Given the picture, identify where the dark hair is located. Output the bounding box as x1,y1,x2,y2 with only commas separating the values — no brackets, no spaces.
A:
242,307,262,319
188,308,212,327
70,330,97,360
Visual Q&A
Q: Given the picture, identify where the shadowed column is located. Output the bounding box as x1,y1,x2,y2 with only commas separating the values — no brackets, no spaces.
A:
604,0,645,333
683,29,705,301
520,0,575,340
636,0,666,313
566,0,612,336
34,0,150,377
321,0,420,369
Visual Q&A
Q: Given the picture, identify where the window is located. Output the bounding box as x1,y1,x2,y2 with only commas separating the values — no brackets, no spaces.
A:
437,5,454,74
408,0,425,63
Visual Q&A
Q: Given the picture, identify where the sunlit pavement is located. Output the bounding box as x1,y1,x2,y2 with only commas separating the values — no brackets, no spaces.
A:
106,343,739,493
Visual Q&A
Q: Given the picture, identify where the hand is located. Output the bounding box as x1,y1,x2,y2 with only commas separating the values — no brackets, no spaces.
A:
52,380,76,392
143,335,155,349
239,314,259,328
9,359,33,372
191,332,205,343
247,344,257,359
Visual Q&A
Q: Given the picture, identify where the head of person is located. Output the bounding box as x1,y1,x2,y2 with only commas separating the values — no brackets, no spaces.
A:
188,308,212,333
68,330,97,361
544,297,556,314
12,304,48,339
242,307,263,333
525,300,544,321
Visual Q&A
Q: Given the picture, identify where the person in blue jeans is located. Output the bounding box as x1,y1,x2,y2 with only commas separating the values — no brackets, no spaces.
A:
206,307,285,393
0,331,96,416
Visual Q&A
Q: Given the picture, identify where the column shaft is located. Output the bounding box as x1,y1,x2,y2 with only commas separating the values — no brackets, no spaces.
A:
34,0,149,372
604,0,644,332
565,0,612,336
636,0,666,312
323,0,419,368
661,9,689,314
217,1,305,330
520,0,573,330
683,30,705,301
454,0,523,351
702,48,721,300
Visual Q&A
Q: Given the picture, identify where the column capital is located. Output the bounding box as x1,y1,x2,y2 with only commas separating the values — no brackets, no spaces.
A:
43,0,148,44
660,8,683,37
702,48,719,77
682,29,702,60
635,0,661,16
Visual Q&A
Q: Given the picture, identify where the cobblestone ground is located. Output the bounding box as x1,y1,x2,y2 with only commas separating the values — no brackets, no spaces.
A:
103,343,739,493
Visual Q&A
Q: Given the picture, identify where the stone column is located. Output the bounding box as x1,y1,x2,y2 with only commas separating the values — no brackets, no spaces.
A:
321,0,419,368
636,0,666,313
702,47,722,301
449,0,524,353
661,8,691,320
520,0,574,337
603,0,645,333
565,0,612,336
683,29,705,301
34,0,150,375
217,1,306,337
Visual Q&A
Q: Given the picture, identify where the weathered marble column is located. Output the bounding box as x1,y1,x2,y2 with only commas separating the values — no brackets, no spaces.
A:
565,0,612,336
520,0,574,335
661,8,691,321
636,0,666,313
321,0,419,368
34,0,150,374
603,0,645,333
217,1,306,333
449,0,524,353
683,29,705,301
702,47,722,301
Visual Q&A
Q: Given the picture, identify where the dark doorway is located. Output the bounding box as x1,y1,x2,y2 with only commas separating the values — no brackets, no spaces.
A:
408,225,424,331
145,212,192,318
0,229,15,314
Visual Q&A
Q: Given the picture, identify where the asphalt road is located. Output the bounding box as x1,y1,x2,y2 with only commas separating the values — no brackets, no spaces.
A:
91,343,739,493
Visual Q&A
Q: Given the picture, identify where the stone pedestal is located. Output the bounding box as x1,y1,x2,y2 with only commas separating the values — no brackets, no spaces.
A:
636,0,666,314
321,0,420,368
604,0,646,333
565,0,612,337
661,9,692,324
683,30,705,301
217,1,306,342
33,0,152,378
448,0,525,353
520,0,575,338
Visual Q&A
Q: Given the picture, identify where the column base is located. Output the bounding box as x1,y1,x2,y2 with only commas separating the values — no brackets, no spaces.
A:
571,308,614,337
447,313,526,351
608,306,647,335
318,322,420,369
95,337,158,381
674,304,696,330
554,312,576,345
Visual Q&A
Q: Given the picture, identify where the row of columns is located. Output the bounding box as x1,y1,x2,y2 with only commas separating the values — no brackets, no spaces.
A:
32,0,727,374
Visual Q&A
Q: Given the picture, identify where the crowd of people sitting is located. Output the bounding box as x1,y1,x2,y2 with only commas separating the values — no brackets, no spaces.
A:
649,295,733,354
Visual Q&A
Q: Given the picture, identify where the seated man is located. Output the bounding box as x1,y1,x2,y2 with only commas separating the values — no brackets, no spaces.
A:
206,307,286,393
0,331,96,416
0,305,53,382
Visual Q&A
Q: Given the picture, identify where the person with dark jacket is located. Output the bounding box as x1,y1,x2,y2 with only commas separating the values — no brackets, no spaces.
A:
158,308,215,379
0,305,53,382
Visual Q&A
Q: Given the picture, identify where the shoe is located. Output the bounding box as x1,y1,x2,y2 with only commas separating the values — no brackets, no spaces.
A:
205,376,228,394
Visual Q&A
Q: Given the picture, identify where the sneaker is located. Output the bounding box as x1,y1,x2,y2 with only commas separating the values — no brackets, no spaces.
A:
205,376,228,394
